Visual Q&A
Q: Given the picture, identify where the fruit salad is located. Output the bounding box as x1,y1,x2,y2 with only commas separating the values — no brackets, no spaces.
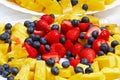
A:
8,0,115,14
0,14,120,80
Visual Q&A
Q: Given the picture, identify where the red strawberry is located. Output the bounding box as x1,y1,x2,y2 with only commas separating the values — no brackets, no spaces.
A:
34,30,45,37
70,59,80,67
84,26,101,39
36,20,51,32
72,43,84,56
40,14,54,25
39,45,48,54
64,39,74,51
66,27,80,42
45,30,60,45
97,29,110,41
24,42,38,58
61,20,74,34
79,48,96,63
42,52,59,62
92,39,107,52
78,23,91,32
50,43,66,58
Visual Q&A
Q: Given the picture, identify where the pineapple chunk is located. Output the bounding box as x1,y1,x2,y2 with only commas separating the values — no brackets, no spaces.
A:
54,76,67,80
91,61,99,72
115,45,120,55
0,51,7,64
28,71,34,80
113,34,120,43
68,73,83,80
77,63,89,71
0,43,9,54
105,0,115,5
0,23,5,34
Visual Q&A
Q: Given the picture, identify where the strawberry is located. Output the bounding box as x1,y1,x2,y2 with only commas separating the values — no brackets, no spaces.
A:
35,19,51,32
24,42,38,58
92,39,107,52
97,29,110,41
42,52,59,62
66,27,80,42
79,48,96,63
50,43,66,58
84,26,101,39
39,45,48,54
34,30,45,37
61,20,74,34
45,30,60,45
64,39,74,51
40,14,54,25
78,23,91,32
70,59,80,67
72,43,84,56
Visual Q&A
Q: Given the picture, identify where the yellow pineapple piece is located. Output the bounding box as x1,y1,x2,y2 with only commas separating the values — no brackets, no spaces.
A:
115,45,120,56
0,51,7,64
91,61,99,72
54,63,62,68
68,73,83,80
34,61,46,80
108,36,115,46
0,23,5,34
77,63,89,71
28,71,34,80
54,76,67,80
113,34,120,43
105,0,115,5
0,43,9,54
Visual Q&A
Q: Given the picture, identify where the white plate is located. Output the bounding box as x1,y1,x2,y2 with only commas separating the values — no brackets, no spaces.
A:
0,0,120,16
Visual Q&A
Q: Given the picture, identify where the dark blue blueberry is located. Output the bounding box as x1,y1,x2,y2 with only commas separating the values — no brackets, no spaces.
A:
36,55,42,60
50,14,55,19
60,37,66,44
2,71,10,77
3,64,9,70
8,57,14,62
0,33,10,40
46,58,55,67
5,23,12,30
33,35,41,41
51,24,59,30
108,47,115,53
85,67,93,73
84,44,92,48
5,39,12,44
0,65,5,75
24,20,31,27
62,61,70,68
7,76,14,80
30,22,35,27
33,20,38,25
5,30,11,35
32,41,40,48
10,67,19,75
74,67,84,73
29,34,35,39
111,40,119,48
100,43,109,52
82,4,88,11
66,51,73,58
25,37,33,45
97,51,105,56
80,58,88,65
45,44,50,51
92,30,98,38
81,16,90,23
79,33,84,39
71,19,80,27
88,37,94,44
71,0,78,6
27,27,34,34
51,67,59,75
40,37,47,44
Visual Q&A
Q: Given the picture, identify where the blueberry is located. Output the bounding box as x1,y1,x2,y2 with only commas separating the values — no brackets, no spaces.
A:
50,14,55,19
3,64,9,70
88,37,94,44
2,71,10,77
0,33,10,40
33,20,38,25
92,30,98,38
36,55,42,60
32,41,40,48
111,40,119,48
60,37,66,44
51,24,59,30
100,43,108,52
66,51,73,58
7,76,14,80
24,20,31,27
45,44,50,51
108,47,115,53
33,35,41,41
27,27,34,34
24,21,35,28
30,22,35,27
62,61,70,68
5,23,12,30
84,44,92,48
51,67,59,75
29,34,35,39
25,38,33,45
79,33,84,39
71,0,78,6
85,67,93,73
5,39,12,44
0,65,5,75
82,4,88,11
10,67,19,75
74,67,84,73
8,57,14,62
81,16,90,23
5,30,11,35
46,58,55,67
80,58,88,65
97,51,105,56
71,19,80,27
40,37,47,44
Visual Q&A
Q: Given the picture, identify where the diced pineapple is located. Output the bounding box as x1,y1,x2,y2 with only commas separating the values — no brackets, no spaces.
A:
68,73,83,80
0,43,9,54
113,34,120,43
115,45,120,55
105,0,115,5
0,23,5,34
91,61,99,72
54,76,67,80
28,71,34,80
0,51,7,65
77,63,89,71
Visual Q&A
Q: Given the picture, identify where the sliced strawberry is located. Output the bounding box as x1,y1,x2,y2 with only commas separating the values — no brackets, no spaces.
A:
70,59,80,67
79,48,96,63
39,45,48,54
84,26,101,39
42,52,59,62
72,43,84,56
40,14,54,25
45,30,60,45
35,20,51,32
92,39,107,52
34,30,45,37
61,20,74,34
97,29,110,41
24,42,38,58
78,23,91,32
64,39,74,51
50,43,66,58
66,27,80,42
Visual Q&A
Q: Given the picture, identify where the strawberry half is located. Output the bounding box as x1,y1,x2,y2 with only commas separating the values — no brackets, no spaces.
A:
66,27,80,42
39,45,48,54
70,59,80,67
50,43,66,58
64,39,74,52
45,30,60,45
34,30,45,37
24,42,38,58
78,23,91,32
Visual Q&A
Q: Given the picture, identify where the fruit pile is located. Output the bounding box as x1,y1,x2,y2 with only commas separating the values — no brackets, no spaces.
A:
8,0,115,14
0,14,120,80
